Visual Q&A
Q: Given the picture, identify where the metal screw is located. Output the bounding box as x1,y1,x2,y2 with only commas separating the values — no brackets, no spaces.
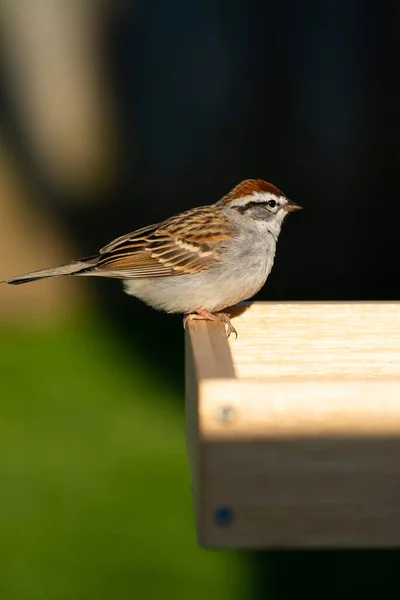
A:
218,406,235,423
214,507,234,527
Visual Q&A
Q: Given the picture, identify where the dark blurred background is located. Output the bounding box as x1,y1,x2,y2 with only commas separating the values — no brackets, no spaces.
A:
0,1,399,598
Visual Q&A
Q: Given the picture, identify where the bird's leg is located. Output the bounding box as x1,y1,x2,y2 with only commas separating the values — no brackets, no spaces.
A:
183,310,237,338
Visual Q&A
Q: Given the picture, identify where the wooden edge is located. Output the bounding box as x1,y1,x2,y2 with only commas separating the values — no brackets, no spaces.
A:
184,320,235,534
185,319,236,380
199,378,400,439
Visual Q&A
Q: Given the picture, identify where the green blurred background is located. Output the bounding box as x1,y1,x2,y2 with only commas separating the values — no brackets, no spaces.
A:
0,1,399,598
0,317,249,599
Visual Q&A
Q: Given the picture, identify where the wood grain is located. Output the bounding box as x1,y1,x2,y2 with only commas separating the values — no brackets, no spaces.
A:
228,302,400,379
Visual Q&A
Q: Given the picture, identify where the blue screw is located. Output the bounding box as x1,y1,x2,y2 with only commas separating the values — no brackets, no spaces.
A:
214,507,234,527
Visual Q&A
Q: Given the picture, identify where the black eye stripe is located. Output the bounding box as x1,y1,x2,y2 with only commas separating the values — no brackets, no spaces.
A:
233,201,275,214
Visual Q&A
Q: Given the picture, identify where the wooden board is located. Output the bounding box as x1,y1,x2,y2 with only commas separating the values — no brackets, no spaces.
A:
185,302,400,549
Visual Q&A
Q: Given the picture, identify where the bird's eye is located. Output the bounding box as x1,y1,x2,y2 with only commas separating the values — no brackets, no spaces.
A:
267,199,277,208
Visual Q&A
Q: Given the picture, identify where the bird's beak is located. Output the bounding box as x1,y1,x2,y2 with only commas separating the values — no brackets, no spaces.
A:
284,200,302,213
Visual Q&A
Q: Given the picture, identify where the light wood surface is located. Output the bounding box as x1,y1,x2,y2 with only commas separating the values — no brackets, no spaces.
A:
185,301,400,549
228,302,400,379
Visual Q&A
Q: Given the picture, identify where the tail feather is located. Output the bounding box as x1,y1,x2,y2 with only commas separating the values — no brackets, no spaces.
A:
1,261,93,285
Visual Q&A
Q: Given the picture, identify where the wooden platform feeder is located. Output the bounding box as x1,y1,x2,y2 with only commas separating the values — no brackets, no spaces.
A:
185,302,400,549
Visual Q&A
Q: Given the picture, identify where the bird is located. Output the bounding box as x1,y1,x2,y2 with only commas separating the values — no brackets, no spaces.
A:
1,179,302,337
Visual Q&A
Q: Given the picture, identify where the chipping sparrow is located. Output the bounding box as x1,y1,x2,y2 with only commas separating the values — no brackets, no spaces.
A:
2,179,301,336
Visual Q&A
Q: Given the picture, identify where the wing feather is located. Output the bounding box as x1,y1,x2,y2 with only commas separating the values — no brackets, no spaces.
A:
91,206,235,278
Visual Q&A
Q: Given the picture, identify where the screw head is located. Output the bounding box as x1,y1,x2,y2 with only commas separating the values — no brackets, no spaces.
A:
214,507,234,527
218,406,235,423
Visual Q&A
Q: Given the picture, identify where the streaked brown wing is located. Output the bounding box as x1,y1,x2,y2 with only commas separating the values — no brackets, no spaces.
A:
93,206,235,278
